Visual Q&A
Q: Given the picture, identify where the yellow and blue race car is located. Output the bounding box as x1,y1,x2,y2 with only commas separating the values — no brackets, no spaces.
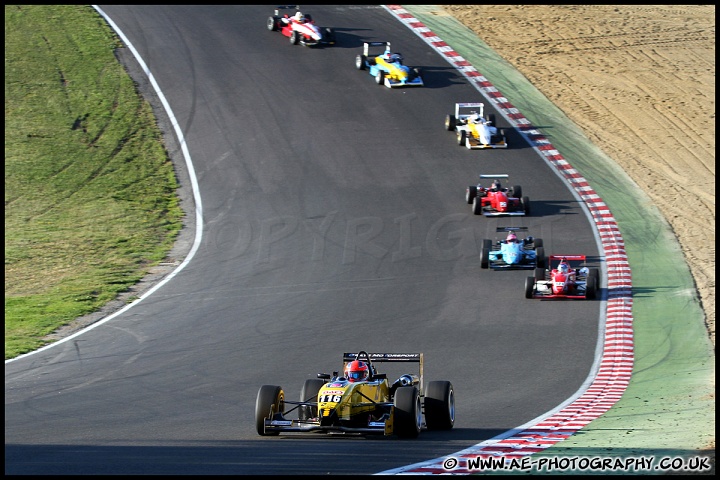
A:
355,42,424,88
255,351,454,438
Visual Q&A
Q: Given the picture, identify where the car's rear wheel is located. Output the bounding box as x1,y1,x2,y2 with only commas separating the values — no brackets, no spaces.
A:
535,247,545,268
290,30,300,45
299,378,325,420
394,386,421,438
355,54,366,70
511,185,522,198
445,114,456,130
375,70,385,85
525,276,535,298
535,267,546,281
466,185,477,204
424,381,455,430
480,239,491,269
457,130,467,146
324,28,335,44
267,16,278,31
533,238,543,248
522,196,530,215
472,196,483,215
255,385,284,436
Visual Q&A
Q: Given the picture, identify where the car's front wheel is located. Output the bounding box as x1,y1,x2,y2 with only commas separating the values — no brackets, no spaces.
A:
255,385,284,436
525,276,535,298
472,196,483,215
480,239,491,268
375,70,385,85
290,30,300,45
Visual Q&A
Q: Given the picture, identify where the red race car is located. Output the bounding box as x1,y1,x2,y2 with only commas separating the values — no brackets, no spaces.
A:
525,255,600,299
465,174,529,216
267,7,335,47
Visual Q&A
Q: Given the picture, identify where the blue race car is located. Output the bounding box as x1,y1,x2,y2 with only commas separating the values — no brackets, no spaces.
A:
355,41,423,88
480,227,545,270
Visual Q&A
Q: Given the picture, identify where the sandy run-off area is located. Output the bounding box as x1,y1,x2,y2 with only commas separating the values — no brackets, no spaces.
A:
442,5,715,345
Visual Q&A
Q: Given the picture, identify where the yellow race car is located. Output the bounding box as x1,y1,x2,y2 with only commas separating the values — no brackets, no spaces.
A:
255,351,454,438
355,42,424,88
445,102,508,149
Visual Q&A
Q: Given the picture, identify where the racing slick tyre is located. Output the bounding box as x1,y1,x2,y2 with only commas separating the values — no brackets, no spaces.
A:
375,70,385,85
511,185,522,198
487,113,496,126
522,196,531,215
525,276,536,299
255,385,284,436
480,239,491,269
535,247,545,268
299,378,325,420
424,381,455,430
324,28,335,45
267,16,278,31
290,30,300,45
466,185,477,204
472,196,483,215
535,267,546,281
355,54,366,70
458,130,467,146
533,238,543,249
586,273,598,299
394,386,421,438
445,114,456,130
304,13,313,22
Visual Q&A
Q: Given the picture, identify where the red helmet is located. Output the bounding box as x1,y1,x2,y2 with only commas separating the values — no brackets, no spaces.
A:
507,233,517,242
344,360,369,382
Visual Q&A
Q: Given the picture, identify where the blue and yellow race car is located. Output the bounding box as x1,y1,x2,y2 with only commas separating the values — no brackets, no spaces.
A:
355,42,424,88
481,227,545,270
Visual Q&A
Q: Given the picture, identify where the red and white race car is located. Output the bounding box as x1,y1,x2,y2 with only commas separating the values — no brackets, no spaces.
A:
465,174,529,216
525,255,600,299
267,7,335,47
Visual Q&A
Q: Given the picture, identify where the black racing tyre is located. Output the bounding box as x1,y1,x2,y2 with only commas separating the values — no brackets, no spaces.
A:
299,378,325,420
525,276,535,299
445,114,456,130
355,54,366,70
586,274,597,299
324,28,335,44
511,185,522,198
424,381,455,430
534,238,543,249
267,16,278,31
522,196,530,215
466,185,477,204
535,247,545,268
458,130,467,146
472,196,483,215
255,385,284,436
304,13,313,22
375,70,385,85
290,30,300,45
487,113,496,126
394,386,421,438
480,239,491,269
535,267,546,281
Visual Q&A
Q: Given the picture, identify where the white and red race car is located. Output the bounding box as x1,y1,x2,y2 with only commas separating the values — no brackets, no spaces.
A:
525,255,600,299
267,6,335,47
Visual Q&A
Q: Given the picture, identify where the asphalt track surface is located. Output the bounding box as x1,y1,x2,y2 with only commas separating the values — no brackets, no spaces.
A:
4,5,712,476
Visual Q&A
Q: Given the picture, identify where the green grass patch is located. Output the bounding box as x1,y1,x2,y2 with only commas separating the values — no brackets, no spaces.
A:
5,5,184,359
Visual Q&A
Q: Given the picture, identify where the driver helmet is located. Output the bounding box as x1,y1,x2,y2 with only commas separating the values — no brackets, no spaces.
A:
472,113,481,122
384,48,392,59
506,233,517,242
492,180,501,190
345,360,369,382
294,11,304,22
558,262,570,274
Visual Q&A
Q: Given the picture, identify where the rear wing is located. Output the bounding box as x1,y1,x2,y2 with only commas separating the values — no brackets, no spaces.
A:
343,352,423,389
479,174,509,179
549,255,586,261
362,41,390,57
496,226,528,233
273,5,299,16
455,102,485,118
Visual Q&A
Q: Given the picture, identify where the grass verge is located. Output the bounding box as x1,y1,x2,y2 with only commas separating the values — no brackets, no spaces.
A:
5,5,183,359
